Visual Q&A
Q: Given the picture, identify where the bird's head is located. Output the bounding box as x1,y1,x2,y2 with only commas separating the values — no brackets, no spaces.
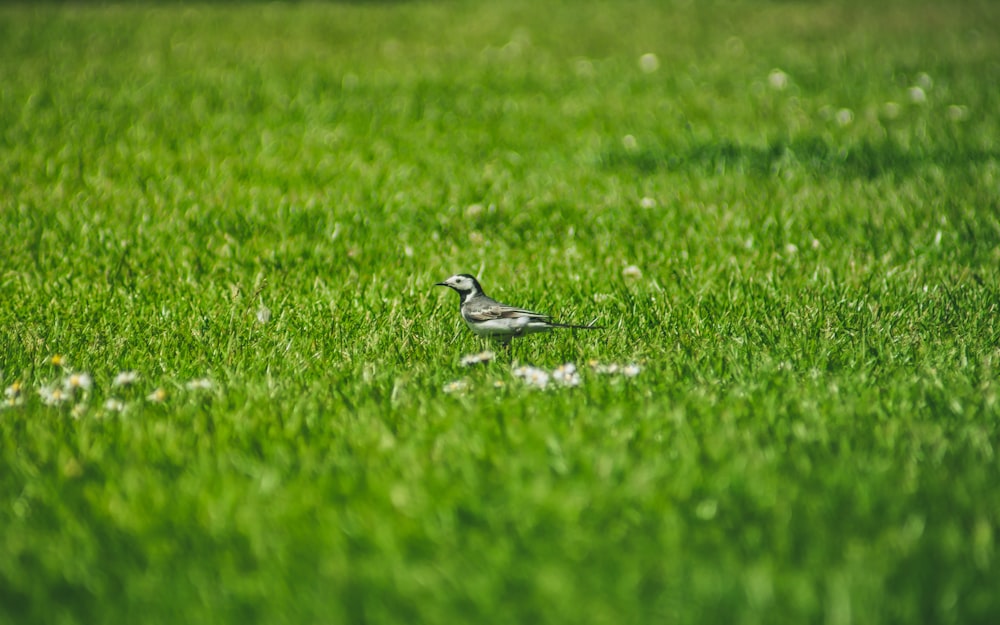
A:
435,273,483,298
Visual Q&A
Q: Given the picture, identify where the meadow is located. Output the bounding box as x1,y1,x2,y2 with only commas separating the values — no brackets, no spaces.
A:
1,0,999,623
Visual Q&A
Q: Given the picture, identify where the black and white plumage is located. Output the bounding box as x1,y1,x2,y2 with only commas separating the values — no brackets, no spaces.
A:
435,273,601,346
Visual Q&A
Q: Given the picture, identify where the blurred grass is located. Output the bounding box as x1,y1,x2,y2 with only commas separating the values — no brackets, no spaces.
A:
1,1,999,624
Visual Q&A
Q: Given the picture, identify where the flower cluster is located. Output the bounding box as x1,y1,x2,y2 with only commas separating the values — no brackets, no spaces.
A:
459,351,495,367
588,361,642,377
764,68,966,128
442,379,469,394
551,363,582,388
512,365,552,390
1,355,217,417
34,366,92,409
3,375,25,408
522,361,643,389
441,359,641,395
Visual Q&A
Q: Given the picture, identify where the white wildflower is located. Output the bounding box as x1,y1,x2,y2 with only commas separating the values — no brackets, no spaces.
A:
622,265,643,279
590,361,621,375
443,379,469,394
908,86,927,104
256,305,271,324
40,384,69,406
768,68,789,90
590,361,641,377
63,372,93,395
112,371,139,387
460,351,495,367
638,53,660,73
103,398,126,413
4,381,24,406
146,388,167,403
552,363,581,387
185,378,213,391
513,365,550,389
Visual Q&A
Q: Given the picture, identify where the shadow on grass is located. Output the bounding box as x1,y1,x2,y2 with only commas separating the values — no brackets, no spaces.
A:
601,137,999,179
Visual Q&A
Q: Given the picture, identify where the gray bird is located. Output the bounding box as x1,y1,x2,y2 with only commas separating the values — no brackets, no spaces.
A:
435,273,601,349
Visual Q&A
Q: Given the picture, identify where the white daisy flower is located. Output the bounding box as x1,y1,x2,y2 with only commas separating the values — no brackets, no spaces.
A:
638,53,660,74
112,371,139,387
185,378,213,391
4,381,23,401
768,68,789,90
512,365,538,379
443,379,469,394
460,351,495,367
513,365,550,390
256,305,271,324
63,372,93,394
589,361,641,377
103,398,126,413
40,384,69,406
3,381,24,409
146,388,167,403
590,361,621,375
552,363,581,387
622,265,643,279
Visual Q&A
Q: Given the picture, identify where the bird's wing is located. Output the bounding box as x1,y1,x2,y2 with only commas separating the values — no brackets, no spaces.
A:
466,303,550,323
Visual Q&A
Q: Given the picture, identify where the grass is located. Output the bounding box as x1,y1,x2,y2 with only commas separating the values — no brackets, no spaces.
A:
1,0,999,623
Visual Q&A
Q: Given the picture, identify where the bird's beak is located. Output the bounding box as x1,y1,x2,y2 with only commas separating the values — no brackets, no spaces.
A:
434,281,447,288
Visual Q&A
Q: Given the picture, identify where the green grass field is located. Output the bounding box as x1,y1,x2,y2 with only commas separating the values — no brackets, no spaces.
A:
2,1,999,623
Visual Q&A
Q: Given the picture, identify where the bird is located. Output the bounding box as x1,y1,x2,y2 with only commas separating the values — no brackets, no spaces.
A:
435,273,601,351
